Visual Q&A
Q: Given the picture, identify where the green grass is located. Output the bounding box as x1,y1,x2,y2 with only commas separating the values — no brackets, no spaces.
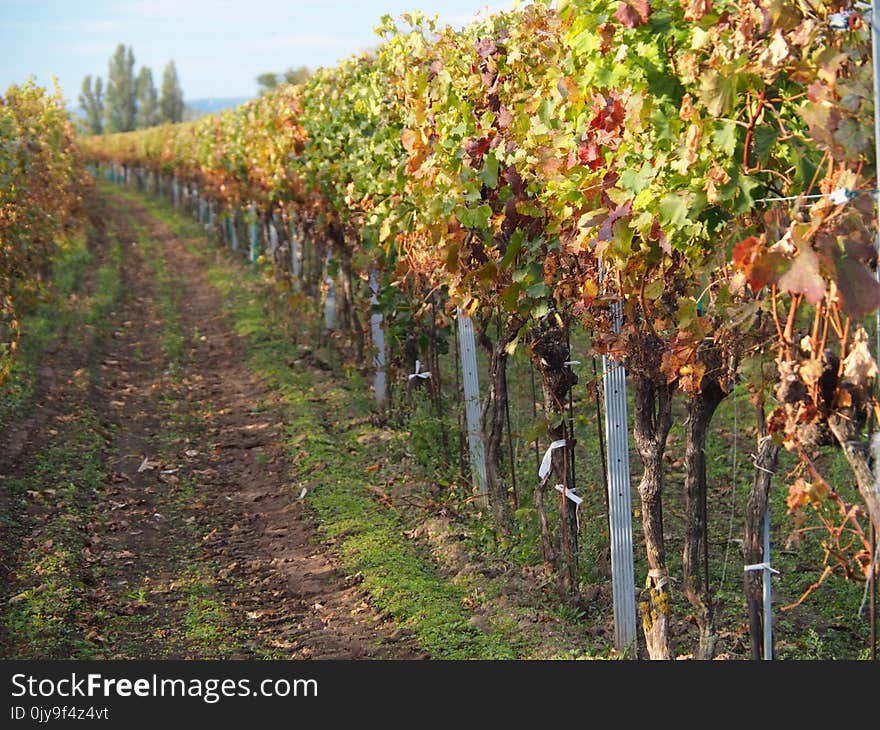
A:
1,412,110,659
0,214,125,659
0,231,92,430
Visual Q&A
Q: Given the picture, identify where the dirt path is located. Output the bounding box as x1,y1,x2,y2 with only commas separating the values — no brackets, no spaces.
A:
0,192,421,660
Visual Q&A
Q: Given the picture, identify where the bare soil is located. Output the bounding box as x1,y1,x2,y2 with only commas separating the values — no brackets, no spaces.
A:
0,193,422,659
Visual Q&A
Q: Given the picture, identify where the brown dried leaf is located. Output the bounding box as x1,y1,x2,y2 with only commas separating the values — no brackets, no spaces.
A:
841,326,879,388
778,243,825,304
614,0,651,27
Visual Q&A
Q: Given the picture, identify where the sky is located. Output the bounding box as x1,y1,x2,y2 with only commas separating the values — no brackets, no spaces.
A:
0,0,521,107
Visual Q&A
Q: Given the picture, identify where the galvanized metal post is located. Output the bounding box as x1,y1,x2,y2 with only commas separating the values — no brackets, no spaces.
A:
370,271,387,407
291,220,301,280
762,506,773,660
173,177,179,209
324,252,335,331
603,300,638,657
456,309,488,497
249,203,259,263
269,214,279,259
324,278,336,331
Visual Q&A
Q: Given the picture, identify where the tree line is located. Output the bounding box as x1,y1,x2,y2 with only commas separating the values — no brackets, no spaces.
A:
78,44,184,134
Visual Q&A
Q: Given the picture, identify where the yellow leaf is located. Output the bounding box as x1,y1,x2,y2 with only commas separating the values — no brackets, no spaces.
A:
379,217,392,243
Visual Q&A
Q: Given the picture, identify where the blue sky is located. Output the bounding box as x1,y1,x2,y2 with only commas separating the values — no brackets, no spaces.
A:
0,0,520,105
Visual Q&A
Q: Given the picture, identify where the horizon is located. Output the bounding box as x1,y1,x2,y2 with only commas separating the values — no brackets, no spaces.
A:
0,0,521,108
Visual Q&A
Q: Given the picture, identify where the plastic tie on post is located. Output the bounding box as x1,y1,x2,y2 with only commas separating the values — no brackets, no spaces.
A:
829,11,855,30
554,484,583,529
647,567,670,590
407,359,431,381
828,187,855,205
538,440,568,484
744,562,780,575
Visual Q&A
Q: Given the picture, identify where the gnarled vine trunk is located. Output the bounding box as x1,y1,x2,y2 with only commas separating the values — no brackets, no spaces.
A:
529,314,578,593
478,317,523,535
828,410,880,544
682,376,725,660
632,370,674,660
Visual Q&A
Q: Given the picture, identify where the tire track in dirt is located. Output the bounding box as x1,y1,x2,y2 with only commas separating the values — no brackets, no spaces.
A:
118,195,422,659
2,192,422,659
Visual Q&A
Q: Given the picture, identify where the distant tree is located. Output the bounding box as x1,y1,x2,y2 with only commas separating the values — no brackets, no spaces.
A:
159,61,184,123
257,66,311,95
282,66,311,86
104,44,137,132
256,72,279,95
135,67,158,128
78,74,104,134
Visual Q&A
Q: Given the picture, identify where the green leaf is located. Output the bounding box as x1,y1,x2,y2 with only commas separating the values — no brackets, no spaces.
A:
531,301,550,318
526,281,550,298
732,174,761,215
478,151,499,189
500,283,522,311
644,278,663,300
455,203,492,229
677,297,699,329
501,229,524,268
472,204,492,229
619,161,653,194
659,193,689,228
752,126,778,166
698,70,735,118
711,120,738,157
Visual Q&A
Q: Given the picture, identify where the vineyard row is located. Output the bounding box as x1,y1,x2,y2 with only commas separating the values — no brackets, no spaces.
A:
63,0,880,658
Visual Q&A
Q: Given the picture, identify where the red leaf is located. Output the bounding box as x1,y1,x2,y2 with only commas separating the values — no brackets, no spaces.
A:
733,235,788,293
578,136,602,169
598,201,633,242
732,235,762,270
834,255,880,320
614,0,651,28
